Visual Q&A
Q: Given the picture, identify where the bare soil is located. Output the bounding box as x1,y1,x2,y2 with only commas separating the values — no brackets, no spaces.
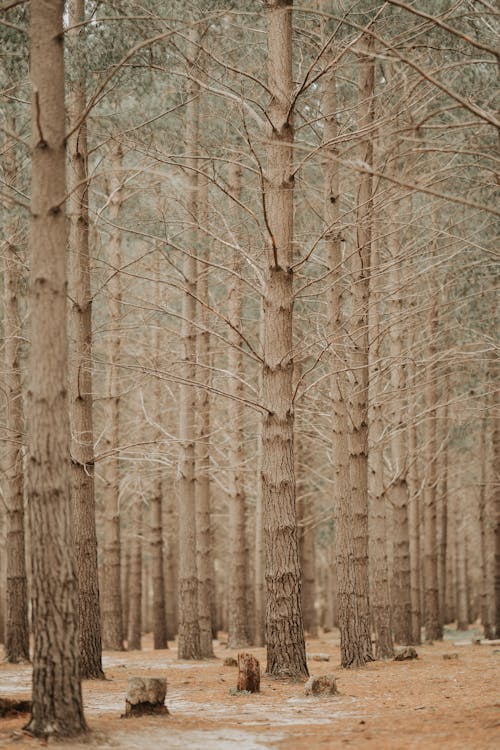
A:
0,628,499,749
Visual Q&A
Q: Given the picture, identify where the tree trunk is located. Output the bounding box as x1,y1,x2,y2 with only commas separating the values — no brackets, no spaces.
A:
164,480,178,641
177,27,201,660
150,271,168,649
127,498,142,650
3,117,29,664
262,0,308,679
388,241,412,645
367,237,394,659
67,0,104,679
407,351,422,644
196,171,215,658
254,301,265,647
492,398,500,636
227,161,250,649
344,33,375,665
25,0,87,736
423,294,443,640
437,375,449,628
297,438,318,638
101,143,124,651
478,413,493,638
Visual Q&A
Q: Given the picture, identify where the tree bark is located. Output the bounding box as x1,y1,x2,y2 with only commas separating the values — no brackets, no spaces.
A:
177,27,201,659
3,117,30,664
262,0,308,679
101,142,124,651
25,0,87,736
127,497,142,650
367,237,394,659
344,33,375,665
196,171,215,658
227,161,250,649
423,293,443,640
67,0,104,679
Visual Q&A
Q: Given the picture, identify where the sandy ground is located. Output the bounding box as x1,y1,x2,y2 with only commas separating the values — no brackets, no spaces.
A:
0,628,499,749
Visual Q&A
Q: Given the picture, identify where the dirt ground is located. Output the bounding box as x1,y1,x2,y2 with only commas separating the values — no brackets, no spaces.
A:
0,627,499,750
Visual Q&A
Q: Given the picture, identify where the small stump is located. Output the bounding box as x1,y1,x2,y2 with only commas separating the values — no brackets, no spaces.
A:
124,677,168,718
310,653,330,662
443,653,459,660
237,652,260,693
394,646,418,661
223,656,238,667
305,674,337,696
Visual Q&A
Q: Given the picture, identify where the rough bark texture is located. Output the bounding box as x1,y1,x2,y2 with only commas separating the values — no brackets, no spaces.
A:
177,27,201,660
344,33,375,666
196,172,215,658
3,118,30,664
478,414,493,639
368,238,394,660
227,162,250,649
297,438,318,638
237,653,260,693
25,0,87,736
164,478,179,641
493,387,500,636
322,59,360,668
124,677,168,717
262,0,308,679
101,143,124,651
388,249,412,645
67,0,104,679
127,498,142,650
150,284,168,648
423,294,443,641
254,302,265,647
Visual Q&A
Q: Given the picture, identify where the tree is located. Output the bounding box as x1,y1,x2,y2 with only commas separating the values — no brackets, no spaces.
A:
67,0,104,679
262,0,308,679
25,0,87,737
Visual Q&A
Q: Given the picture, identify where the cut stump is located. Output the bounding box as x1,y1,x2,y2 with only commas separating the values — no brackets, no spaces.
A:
394,646,418,661
223,656,238,667
305,674,337,696
124,677,168,718
237,653,260,693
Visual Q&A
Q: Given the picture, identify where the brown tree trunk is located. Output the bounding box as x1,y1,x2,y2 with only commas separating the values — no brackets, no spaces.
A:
388,242,412,645
67,0,104,679
344,33,375,665
150,270,168,649
254,301,265,647
127,498,142,650
164,479,178,641
3,118,29,664
423,293,443,640
492,398,500,636
101,143,124,651
437,376,449,628
368,237,394,659
196,172,215,658
478,413,493,638
177,27,201,660
25,0,87,736
407,354,422,645
297,439,318,638
227,161,250,649
262,0,308,679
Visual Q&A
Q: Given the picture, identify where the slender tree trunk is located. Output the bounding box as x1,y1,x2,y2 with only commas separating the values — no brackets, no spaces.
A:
254,301,265,647
262,0,308,679
437,376,449,628
101,143,124,651
456,492,469,630
196,172,215,658
478,413,493,638
297,438,318,638
407,351,421,644
67,0,104,679
25,0,87,735
150,266,168,649
323,58,362,668
164,481,178,641
177,27,201,659
492,394,500,636
127,498,142,650
423,293,443,640
368,237,394,659
227,161,250,649
3,119,30,664
388,239,412,645
344,33,375,665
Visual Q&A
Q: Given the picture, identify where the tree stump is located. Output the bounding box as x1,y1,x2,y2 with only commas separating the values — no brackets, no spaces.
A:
237,653,260,693
305,674,337,696
123,677,168,717
223,656,238,667
394,646,418,661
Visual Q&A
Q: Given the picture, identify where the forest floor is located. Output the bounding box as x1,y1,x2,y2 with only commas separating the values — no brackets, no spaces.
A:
0,627,499,750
